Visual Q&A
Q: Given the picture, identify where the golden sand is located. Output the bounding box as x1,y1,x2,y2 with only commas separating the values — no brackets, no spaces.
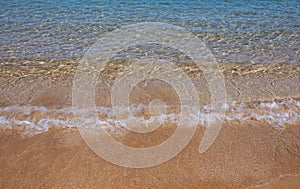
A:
0,122,299,189
0,61,299,188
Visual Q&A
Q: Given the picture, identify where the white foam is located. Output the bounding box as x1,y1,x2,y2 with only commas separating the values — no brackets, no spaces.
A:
259,101,279,109
0,98,299,136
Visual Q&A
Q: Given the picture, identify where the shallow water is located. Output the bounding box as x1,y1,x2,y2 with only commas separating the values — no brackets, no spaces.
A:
0,0,299,136
0,0,299,64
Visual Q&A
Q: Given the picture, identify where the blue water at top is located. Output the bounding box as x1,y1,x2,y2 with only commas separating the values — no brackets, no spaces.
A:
0,0,299,64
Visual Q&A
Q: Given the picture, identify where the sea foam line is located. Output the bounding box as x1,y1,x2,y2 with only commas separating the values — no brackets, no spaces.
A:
0,99,299,136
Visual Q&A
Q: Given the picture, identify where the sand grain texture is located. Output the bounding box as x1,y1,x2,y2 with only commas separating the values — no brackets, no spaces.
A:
0,122,299,189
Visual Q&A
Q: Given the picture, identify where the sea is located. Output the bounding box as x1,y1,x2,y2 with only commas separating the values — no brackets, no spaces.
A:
0,0,299,135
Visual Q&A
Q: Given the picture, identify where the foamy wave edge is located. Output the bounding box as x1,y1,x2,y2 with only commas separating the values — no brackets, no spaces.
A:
0,99,299,136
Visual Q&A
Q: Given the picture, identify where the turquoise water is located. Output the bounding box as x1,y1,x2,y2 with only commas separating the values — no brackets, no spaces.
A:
0,0,299,64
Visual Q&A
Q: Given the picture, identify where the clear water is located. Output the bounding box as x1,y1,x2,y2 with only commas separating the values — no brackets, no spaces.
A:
0,0,299,64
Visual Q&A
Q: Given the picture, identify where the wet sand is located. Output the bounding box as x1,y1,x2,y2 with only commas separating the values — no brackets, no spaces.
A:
0,122,299,189
0,60,299,188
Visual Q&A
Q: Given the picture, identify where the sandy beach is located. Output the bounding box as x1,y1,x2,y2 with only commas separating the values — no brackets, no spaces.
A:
0,122,299,188
0,61,299,188
1,1,299,188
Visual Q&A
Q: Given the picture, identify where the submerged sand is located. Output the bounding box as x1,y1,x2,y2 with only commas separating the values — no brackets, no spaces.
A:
0,60,299,106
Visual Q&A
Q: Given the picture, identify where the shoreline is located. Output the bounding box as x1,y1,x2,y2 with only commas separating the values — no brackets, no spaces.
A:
1,60,299,188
